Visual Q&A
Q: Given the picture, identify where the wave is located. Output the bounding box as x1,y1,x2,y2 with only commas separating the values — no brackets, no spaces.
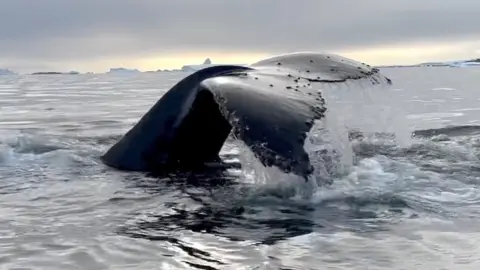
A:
413,124,480,138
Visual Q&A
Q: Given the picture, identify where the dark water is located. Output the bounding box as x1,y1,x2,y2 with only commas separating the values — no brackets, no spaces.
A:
1,68,480,269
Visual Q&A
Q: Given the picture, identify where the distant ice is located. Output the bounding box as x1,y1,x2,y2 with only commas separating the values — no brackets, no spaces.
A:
181,58,246,72
448,61,480,68
156,69,181,72
181,58,215,72
107,68,141,74
421,59,480,68
0,68,17,76
380,59,480,68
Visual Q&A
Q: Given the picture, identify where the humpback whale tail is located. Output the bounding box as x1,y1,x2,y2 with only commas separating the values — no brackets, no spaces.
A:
101,52,391,179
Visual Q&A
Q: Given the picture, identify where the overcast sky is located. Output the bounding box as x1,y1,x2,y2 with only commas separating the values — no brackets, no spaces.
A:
1,0,479,73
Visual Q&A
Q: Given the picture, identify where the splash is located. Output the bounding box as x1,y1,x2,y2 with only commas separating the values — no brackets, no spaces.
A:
222,77,412,200
312,78,412,153
223,139,316,199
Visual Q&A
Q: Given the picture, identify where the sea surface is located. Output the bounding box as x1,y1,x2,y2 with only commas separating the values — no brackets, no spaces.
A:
1,67,480,269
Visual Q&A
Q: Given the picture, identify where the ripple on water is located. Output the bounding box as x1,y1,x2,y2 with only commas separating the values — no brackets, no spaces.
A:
454,108,480,112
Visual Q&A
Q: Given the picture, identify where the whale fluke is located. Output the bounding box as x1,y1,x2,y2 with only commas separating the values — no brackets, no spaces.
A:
101,52,391,179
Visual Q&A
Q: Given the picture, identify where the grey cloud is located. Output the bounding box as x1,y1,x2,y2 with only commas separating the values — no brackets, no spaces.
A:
0,0,480,66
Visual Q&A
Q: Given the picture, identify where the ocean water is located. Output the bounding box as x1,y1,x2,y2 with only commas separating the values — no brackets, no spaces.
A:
1,67,480,269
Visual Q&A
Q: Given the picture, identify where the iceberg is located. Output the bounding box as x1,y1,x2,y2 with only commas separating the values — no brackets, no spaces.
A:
180,58,246,72
417,58,480,68
0,68,17,76
448,60,480,68
181,58,215,72
107,68,141,74
377,58,480,68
